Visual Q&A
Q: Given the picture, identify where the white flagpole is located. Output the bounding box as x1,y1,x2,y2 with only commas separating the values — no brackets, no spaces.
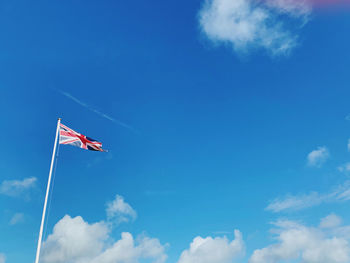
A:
34,118,61,263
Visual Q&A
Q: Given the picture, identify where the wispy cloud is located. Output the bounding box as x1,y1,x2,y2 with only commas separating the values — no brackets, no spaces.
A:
56,89,138,134
266,181,350,213
9,213,24,226
266,192,322,212
307,146,329,167
338,162,350,173
265,0,311,17
0,253,5,263
198,0,311,56
0,177,37,198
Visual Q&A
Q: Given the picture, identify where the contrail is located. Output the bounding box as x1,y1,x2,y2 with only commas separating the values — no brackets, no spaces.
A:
56,89,138,134
59,90,89,108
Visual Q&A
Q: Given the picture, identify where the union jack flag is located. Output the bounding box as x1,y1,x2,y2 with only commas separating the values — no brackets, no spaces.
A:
59,123,105,152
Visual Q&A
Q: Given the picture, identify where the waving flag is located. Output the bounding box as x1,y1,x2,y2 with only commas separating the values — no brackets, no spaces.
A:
59,123,105,152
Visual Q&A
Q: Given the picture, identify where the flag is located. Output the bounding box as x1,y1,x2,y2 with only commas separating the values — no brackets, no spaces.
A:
59,123,105,152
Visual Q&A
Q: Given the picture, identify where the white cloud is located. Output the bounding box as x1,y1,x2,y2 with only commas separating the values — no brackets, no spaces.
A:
92,233,168,263
9,213,24,225
198,0,310,56
106,195,137,224
41,215,167,263
320,213,342,229
266,181,350,212
307,146,329,167
348,139,350,151
0,177,37,197
249,217,350,263
0,254,5,263
177,230,244,263
41,215,109,263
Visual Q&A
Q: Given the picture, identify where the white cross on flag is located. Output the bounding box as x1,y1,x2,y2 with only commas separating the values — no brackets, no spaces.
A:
59,123,105,152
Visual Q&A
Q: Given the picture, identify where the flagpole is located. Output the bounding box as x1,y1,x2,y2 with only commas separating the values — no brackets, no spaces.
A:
34,118,61,263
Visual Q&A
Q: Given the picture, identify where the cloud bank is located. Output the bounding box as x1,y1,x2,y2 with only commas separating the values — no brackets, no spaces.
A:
0,177,36,197
198,0,311,55
39,192,350,263
42,214,350,263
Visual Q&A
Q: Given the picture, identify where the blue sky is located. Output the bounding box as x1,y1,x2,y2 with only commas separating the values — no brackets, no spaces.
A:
0,0,350,262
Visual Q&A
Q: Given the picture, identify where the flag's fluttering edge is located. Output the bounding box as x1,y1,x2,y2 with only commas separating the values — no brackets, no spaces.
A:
59,123,105,152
